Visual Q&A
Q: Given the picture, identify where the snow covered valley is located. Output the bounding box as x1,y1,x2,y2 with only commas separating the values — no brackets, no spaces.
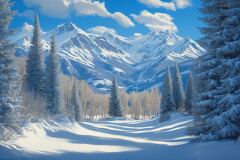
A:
1,114,240,160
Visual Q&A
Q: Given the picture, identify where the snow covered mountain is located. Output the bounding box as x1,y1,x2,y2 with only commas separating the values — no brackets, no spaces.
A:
14,22,205,92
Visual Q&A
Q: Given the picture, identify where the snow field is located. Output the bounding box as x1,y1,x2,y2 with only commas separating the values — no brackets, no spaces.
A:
1,114,240,160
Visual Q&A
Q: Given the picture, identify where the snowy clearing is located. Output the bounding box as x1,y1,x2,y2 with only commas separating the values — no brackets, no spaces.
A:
1,114,240,160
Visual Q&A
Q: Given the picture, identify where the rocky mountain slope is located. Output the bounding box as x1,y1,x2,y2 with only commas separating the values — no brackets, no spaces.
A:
14,22,205,92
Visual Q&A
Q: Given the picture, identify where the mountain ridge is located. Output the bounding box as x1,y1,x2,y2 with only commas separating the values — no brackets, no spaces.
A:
14,22,206,92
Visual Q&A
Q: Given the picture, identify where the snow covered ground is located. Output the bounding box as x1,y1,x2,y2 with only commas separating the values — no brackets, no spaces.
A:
1,114,240,160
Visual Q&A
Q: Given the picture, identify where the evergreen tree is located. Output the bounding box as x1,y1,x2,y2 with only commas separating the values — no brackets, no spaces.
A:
205,1,240,140
185,72,194,114
25,14,46,96
190,55,223,137
0,0,22,126
160,66,174,122
46,34,62,115
191,0,240,140
172,63,185,112
71,83,81,122
109,77,122,117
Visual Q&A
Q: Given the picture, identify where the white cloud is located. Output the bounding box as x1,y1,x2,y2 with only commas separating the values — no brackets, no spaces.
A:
88,26,117,35
173,0,192,9
73,0,134,27
23,22,34,33
23,0,135,27
131,10,178,32
23,0,71,18
133,33,143,38
137,0,192,10
21,22,45,35
73,0,110,17
111,12,135,27
137,0,176,11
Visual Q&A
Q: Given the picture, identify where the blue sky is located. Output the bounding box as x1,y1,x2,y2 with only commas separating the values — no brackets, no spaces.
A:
11,0,203,40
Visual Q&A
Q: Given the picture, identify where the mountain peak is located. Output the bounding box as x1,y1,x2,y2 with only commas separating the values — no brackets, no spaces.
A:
54,22,86,36
143,30,182,47
147,30,179,38
103,31,126,41
148,30,173,36
56,22,78,31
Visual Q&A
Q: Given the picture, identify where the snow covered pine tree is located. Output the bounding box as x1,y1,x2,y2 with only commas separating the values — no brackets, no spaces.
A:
0,0,22,127
25,14,46,97
172,63,185,112
160,66,174,122
109,77,122,117
46,34,62,115
191,0,240,140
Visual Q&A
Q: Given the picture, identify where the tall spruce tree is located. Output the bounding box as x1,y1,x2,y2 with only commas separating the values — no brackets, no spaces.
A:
205,1,240,140
25,14,46,96
191,0,240,140
46,34,62,115
190,55,223,137
190,0,226,138
0,0,22,126
160,66,174,122
109,77,122,117
172,63,185,112
185,72,194,114
71,83,81,122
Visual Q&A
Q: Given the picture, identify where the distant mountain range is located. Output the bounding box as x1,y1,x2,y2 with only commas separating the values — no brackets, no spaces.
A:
14,22,206,92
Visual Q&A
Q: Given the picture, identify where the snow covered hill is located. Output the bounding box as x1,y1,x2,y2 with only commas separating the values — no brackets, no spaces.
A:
1,114,239,160
14,23,205,91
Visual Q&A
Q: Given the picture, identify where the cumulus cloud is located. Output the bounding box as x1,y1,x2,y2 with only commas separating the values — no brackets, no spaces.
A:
137,0,192,10
23,22,34,33
73,0,110,17
88,26,117,35
111,12,135,27
133,33,143,38
21,22,45,35
73,0,134,27
73,1,134,27
138,0,176,11
173,0,192,9
24,0,71,18
131,10,178,32
23,0,134,27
